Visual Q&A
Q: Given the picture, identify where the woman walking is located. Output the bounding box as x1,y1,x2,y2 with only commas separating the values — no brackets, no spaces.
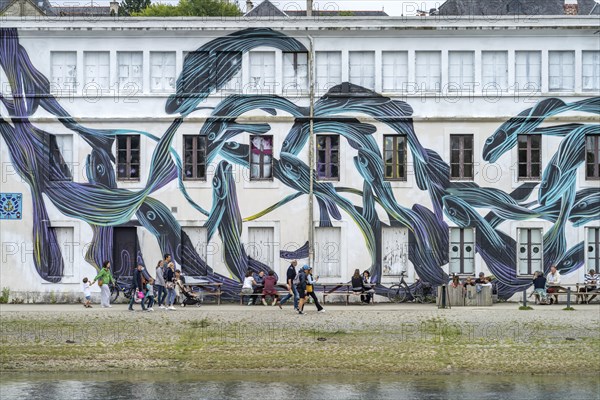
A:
154,260,167,309
165,262,176,310
92,261,115,308
303,266,324,313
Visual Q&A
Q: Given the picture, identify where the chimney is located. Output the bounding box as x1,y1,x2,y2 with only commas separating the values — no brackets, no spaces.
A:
564,0,578,15
246,0,253,12
307,0,313,17
109,1,119,16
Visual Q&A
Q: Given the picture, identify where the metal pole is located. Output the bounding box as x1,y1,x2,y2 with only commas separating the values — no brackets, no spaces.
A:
523,289,527,308
567,287,571,308
440,284,447,309
308,35,315,269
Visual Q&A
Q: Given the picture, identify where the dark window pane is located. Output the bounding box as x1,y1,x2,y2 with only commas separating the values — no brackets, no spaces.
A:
463,149,472,163
463,136,473,150
463,164,473,178
330,165,339,178
330,136,339,148
531,150,540,163
530,135,540,148
530,163,540,178
451,164,460,178
384,136,393,151
518,149,527,162
518,164,527,177
385,165,393,178
451,137,460,151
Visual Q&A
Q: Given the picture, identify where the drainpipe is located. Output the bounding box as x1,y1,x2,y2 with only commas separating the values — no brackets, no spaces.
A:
308,34,315,268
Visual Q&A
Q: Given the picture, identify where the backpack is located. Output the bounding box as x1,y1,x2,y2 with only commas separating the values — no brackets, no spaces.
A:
293,271,302,286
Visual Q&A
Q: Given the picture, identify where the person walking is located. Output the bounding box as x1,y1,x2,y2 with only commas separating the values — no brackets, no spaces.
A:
129,264,147,312
303,266,324,313
279,260,299,310
91,261,115,308
165,262,176,310
145,278,155,311
296,265,310,314
154,259,167,309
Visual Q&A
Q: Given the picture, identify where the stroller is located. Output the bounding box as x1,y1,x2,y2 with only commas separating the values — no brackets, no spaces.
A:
180,285,202,307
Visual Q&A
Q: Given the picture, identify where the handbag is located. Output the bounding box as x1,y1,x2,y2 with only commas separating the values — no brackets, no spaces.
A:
137,290,145,300
97,279,103,287
166,281,174,289
306,284,313,293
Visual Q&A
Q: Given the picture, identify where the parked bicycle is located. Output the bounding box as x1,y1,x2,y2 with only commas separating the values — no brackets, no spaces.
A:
109,276,133,303
387,271,436,303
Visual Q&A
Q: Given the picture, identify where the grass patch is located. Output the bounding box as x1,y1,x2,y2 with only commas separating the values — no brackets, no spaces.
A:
563,307,575,311
519,306,534,310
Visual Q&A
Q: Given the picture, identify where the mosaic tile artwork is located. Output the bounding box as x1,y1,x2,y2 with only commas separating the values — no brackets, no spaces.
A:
0,193,22,220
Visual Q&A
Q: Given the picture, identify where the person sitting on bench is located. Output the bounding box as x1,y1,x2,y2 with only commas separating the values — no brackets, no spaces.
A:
532,271,548,304
546,265,563,305
579,269,598,304
242,271,257,306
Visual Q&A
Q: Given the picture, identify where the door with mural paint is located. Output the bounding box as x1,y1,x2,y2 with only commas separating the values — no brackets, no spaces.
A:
381,227,415,282
112,227,137,278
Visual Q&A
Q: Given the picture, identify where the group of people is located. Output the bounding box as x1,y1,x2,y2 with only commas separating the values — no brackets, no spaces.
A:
82,254,193,311
449,272,493,293
351,269,375,304
533,266,598,305
241,260,325,314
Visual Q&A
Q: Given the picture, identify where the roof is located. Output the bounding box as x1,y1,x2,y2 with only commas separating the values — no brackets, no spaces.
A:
0,0,54,14
244,0,388,17
51,6,112,16
438,0,600,15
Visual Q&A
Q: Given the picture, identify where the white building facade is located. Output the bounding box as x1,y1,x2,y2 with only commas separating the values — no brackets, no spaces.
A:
0,16,598,301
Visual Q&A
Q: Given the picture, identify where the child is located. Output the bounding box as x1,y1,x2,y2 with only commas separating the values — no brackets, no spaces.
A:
532,271,548,304
82,277,92,308
145,278,155,311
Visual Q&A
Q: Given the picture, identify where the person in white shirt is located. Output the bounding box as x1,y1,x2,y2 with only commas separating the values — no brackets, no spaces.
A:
241,271,257,306
82,277,92,308
546,265,563,305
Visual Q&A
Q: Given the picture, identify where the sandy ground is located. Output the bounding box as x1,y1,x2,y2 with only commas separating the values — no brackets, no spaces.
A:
1,302,599,374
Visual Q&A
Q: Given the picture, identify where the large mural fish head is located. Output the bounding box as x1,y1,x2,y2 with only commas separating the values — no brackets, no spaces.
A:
442,195,474,228
279,152,305,182
354,148,382,184
539,162,563,205
482,123,517,163
569,192,600,227
212,160,233,201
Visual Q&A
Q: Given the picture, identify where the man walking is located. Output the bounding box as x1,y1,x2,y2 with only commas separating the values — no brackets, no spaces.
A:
129,264,147,311
155,259,167,309
279,260,299,310
296,265,310,315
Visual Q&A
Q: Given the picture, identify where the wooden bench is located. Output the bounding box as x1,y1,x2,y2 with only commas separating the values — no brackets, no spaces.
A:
183,282,222,305
239,291,289,305
437,285,492,307
320,283,375,305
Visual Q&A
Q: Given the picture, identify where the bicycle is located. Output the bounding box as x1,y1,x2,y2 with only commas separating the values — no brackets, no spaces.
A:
387,271,436,303
109,276,134,303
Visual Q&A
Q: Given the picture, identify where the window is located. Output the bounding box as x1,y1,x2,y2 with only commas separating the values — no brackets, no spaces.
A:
383,135,407,181
250,135,273,180
582,51,600,91
449,228,475,275
247,227,275,269
415,51,441,92
315,51,342,93
283,52,308,93
448,51,475,91
51,51,77,93
517,135,541,180
316,135,340,180
349,51,375,91
117,52,143,92
216,51,242,93
116,135,140,181
150,52,176,93
382,51,408,92
587,228,600,271
549,51,575,91
586,135,600,180
482,51,508,91
515,51,541,91
83,52,109,92
450,135,474,180
314,227,341,277
249,51,275,92
183,135,207,181
517,228,542,275
49,135,73,181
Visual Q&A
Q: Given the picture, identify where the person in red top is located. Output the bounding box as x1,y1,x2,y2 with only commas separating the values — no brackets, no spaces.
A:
262,270,279,306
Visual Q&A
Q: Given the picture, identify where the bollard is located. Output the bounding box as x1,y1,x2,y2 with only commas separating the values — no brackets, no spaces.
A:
439,284,449,309
567,287,571,308
523,289,527,308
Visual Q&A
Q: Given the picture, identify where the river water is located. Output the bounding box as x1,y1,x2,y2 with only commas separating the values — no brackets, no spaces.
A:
0,373,598,399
